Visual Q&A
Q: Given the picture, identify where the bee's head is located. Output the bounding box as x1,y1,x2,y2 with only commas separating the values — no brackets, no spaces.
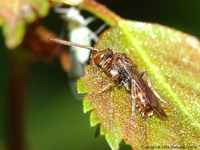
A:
93,49,113,67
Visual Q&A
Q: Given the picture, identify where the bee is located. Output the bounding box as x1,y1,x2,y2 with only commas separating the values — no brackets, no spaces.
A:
50,38,167,119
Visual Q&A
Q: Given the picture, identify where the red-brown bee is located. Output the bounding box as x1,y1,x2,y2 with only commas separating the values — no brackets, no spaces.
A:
50,38,167,119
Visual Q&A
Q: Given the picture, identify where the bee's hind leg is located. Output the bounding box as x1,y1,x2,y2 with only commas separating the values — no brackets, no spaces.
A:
139,69,154,88
139,69,167,103
131,79,136,117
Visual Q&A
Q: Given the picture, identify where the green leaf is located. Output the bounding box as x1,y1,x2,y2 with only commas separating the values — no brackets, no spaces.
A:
77,79,88,94
0,0,49,49
78,20,200,149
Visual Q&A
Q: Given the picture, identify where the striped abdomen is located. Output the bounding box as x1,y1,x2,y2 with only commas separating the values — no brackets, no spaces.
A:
135,87,153,118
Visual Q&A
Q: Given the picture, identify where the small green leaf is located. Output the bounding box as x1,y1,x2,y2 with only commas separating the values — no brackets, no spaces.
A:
90,111,99,127
78,20,200,149
0,0,49,49
83,96,92,113
77,79,88,94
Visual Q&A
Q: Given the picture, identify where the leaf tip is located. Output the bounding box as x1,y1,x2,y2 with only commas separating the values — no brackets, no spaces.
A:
83,96,92,113
77,79,88,94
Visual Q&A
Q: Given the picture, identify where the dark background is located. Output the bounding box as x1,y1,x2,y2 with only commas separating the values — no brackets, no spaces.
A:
0,0,200,149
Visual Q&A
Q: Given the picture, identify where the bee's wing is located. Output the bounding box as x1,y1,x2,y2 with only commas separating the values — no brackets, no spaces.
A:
136,79,167,120
123,65,167,119
146,87,167,119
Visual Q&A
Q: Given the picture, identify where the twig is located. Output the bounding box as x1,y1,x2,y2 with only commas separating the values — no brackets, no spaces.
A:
7,50,29,150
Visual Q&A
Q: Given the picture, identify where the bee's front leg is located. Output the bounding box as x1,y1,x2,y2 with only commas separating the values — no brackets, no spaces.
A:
94,73,120,94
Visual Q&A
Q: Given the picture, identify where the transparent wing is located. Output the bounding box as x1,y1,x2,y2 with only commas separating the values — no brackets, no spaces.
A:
136,78,167,119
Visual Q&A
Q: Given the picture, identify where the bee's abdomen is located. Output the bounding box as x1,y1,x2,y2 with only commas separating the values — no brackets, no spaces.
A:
135,87,153,118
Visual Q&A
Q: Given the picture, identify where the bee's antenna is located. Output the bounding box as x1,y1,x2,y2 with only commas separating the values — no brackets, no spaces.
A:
50,38,100,51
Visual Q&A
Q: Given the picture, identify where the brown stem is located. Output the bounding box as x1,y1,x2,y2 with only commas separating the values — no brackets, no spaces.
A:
7,50,29,150
81,0,122,26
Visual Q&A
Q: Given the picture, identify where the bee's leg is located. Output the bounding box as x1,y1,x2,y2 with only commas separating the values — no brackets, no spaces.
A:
139,69,153,88
139,69,167,103
95,73,120,94
152,90,167,103
101,58,112,69
131,80,136,117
